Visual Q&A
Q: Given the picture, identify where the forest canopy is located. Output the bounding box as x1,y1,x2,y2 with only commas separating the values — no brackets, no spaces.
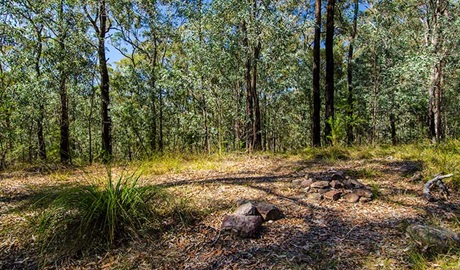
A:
1,0,459,167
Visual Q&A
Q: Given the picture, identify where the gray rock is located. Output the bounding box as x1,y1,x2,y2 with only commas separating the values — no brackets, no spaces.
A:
330,180,343,189
221,215,264,238
292,179,304,186
343,193,360,203
359,197,372,203
254,202,283,221
407,224,460,251
301,178,313,188
234,202,260,216
324,190,342,201
354,188,373,198
311,181,330,189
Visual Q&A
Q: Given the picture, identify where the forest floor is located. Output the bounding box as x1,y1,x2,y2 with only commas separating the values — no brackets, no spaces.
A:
1,148,460,269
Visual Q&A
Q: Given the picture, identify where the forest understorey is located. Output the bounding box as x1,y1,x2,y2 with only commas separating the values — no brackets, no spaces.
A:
1,154,459,269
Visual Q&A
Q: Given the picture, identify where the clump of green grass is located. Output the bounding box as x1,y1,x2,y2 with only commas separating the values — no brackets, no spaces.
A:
32,169,200,264
35,170,157,247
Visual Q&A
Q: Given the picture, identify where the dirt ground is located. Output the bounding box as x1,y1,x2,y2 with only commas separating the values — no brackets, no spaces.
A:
1,155,459,269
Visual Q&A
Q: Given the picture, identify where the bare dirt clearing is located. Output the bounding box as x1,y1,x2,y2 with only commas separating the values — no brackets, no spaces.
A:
1,155,459,269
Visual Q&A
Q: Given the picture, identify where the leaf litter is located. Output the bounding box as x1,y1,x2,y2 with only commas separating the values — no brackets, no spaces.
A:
0,156,459,269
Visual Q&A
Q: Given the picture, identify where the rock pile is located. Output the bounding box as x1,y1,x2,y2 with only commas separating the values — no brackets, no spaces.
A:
221,201,283,238
293,169,374,203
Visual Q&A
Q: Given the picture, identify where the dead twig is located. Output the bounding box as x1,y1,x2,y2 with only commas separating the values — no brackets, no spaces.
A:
423,173,453,201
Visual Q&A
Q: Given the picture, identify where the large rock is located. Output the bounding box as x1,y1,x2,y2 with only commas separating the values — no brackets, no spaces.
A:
234,202,260,216
221,215,264,238
254,202,283,221
407,224,460,251
234,201,283,222
324,190,342,201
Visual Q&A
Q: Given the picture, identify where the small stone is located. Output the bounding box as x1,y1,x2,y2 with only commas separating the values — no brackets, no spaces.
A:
342,179,354,189
330,180,343,189
234,202,260,216
343,193,360,203
301,179,313,188
324,190,342,201
292,179,303,186
306,193,323,201
311,181,330,189
350,179,365,188
312,188,329,194
359,197,372,203
354,189,373,198
331,173,344,181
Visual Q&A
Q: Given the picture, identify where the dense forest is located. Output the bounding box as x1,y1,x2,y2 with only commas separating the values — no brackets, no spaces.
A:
2,1,460,269
1,0,459,166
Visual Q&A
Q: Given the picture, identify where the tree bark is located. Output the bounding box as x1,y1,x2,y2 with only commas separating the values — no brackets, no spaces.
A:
311,0,321,147
85,0,112,163
34,26,47,161
428,0,446,143
242,21,254,151
58,1,70,164
252,39,262,151
324,0,336,145
346,0,359,145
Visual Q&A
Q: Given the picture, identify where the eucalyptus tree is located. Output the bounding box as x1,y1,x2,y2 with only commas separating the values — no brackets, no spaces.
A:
324,0,336,144
6,0,50,160
311,0,321,147
345,0,359,145
84,0,112,163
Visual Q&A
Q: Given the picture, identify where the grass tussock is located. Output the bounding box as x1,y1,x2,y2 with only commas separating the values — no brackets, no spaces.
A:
31,169,200,264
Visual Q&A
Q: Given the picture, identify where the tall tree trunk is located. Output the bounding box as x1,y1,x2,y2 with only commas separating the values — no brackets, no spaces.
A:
372,43,378,145
159,88,164,152
324,0,336,145
58,1,70,164
149,39,158,153
34,26,46,161
252,39,262,151
88,83,96,165
59,74,70,163
346,0,359,145
242,21,254,151
85,0,112,163
390,113,396,145
428,0,446,143
311,0,321,147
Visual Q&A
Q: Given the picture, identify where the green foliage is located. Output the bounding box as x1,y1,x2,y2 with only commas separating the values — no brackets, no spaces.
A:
34,171,156,248
326,116,346,146
31,169,201,262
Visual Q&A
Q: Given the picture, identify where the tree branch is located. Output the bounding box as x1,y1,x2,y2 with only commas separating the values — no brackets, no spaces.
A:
423,173,453,201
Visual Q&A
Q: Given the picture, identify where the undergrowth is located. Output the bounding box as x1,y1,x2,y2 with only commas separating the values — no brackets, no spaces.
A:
31,168,200,265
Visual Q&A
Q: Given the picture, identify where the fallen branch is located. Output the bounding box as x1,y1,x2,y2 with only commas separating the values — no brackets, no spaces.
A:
423,173,453,202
